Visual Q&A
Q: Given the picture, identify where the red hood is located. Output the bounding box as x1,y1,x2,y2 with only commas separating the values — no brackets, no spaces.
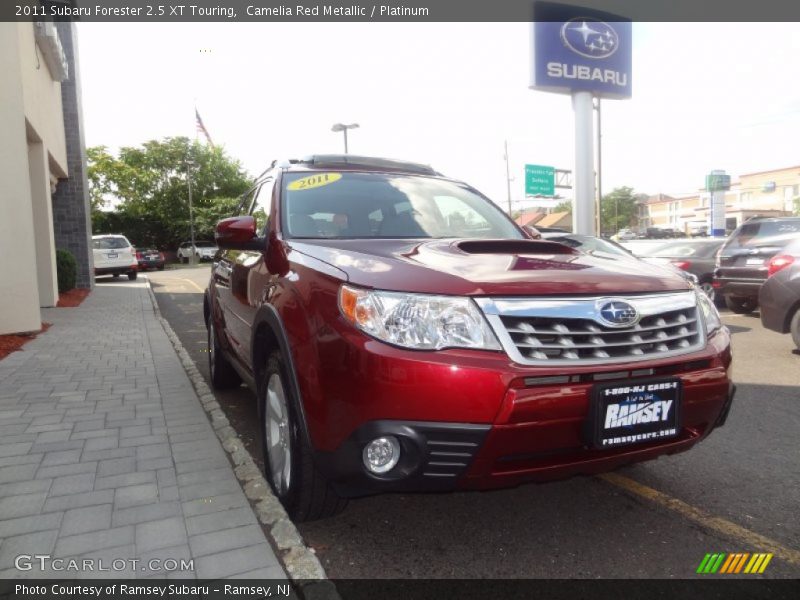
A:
289,238,692,296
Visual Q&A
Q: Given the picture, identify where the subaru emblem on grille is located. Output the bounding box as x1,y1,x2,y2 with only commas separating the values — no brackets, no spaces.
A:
596,300,639,328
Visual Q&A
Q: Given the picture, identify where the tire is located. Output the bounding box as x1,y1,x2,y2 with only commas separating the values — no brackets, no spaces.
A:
207,319,242,390
259,352,346,522
791,308,800,350
724,295,757,314
127,271,138,281
698,279,715,303
113,273,120,278
158,265,165,271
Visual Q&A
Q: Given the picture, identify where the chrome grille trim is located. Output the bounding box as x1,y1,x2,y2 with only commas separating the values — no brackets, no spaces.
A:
476,292,706,366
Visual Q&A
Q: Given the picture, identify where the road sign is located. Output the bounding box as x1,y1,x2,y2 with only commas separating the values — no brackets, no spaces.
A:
525,164,555,196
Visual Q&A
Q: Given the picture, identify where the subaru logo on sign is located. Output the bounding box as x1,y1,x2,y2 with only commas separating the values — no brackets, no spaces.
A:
597,300,639,328
560,18,619,59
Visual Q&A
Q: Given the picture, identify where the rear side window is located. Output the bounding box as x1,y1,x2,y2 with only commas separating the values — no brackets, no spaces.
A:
93,237,130,250
727,219,800,248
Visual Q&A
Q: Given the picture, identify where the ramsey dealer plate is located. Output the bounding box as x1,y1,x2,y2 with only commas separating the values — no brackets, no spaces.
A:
591,378,681,449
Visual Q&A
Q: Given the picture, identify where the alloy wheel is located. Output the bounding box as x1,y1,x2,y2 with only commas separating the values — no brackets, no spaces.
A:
265,373,292,496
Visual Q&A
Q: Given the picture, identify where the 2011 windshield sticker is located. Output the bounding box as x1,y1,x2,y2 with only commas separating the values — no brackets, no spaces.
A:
287,173,342,191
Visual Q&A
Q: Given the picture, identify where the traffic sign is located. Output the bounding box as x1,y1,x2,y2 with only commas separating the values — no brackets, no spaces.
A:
525,164,555,196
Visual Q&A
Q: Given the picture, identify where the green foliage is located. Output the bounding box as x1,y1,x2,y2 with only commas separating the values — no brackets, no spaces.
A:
599,187,639,234
549,188,640,234
554,200,573,214
88,137,253,249
55,249,77,293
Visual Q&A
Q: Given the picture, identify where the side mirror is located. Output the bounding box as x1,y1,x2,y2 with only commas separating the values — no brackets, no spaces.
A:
522,225,542,240
215,216,265,251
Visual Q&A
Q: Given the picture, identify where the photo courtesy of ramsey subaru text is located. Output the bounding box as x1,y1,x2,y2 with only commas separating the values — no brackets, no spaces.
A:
204,155,734,521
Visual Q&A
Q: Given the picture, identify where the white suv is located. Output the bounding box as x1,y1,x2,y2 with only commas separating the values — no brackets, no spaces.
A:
176,241,218,263
92,234,138,280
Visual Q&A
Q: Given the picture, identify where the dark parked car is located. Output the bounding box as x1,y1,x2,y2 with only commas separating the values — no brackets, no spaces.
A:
714,217,800,313
135,248,166,271
759,238,800,350
639,227,672,239
205,154,733,521
634,239,727,303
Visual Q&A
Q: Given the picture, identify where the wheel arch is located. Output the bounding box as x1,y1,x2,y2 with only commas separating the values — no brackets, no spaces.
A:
783,298,800,334
251,305,314,449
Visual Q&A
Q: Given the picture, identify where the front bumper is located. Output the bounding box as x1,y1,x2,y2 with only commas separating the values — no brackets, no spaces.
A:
309,326,734,497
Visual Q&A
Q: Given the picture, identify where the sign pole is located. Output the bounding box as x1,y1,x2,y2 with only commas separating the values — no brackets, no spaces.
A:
504,140,513,215
572,91,595,235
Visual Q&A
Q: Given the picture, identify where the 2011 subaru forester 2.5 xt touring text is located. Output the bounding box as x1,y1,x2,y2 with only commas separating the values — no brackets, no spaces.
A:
204,155,734,521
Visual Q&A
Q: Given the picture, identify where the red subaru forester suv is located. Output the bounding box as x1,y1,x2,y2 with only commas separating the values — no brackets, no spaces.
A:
204,155,734,521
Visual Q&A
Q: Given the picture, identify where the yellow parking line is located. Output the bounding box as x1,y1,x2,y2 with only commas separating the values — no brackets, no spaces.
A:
598,472,800,567
150,273,206,294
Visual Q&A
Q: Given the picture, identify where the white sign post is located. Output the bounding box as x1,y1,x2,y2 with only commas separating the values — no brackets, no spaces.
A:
531,3,632,235
572,91,595,235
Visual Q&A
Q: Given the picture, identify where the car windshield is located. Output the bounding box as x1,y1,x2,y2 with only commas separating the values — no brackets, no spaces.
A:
548,234,632,257
281,171,523,240
195,242,216,247
93,237,129,249
726,220,800,248
638,240,724,258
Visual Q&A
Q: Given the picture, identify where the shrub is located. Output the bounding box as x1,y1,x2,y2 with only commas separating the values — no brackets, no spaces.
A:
56,249,77,293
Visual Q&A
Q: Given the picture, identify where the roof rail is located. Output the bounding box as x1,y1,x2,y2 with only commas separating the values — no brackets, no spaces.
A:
295,154,440,176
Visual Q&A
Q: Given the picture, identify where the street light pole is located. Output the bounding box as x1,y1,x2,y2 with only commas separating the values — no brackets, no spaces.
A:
331,123,359,154
187,159,196,265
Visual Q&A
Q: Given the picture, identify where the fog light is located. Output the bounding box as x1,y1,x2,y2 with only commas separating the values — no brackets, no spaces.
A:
362,436,400,474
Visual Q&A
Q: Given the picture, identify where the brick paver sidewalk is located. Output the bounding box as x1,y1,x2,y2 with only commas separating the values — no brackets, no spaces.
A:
0,280,286,579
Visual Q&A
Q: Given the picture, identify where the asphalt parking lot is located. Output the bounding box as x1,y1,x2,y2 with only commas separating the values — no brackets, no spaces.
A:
147,266,800,579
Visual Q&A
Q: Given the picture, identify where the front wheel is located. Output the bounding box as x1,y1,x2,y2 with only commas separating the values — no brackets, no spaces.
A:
724,295,757,314
259,352,346,522
698,279,715,303
207,320,241,389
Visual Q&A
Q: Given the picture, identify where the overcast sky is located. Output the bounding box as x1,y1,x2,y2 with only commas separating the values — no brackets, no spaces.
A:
76,22,800,209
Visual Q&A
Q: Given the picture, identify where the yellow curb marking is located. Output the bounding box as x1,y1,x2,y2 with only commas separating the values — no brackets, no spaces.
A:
598,472,800,568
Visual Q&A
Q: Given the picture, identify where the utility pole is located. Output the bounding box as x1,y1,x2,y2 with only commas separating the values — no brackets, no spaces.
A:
504,140,513,215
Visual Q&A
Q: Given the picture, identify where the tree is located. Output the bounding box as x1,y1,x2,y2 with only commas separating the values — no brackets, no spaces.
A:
599,187,639,234
88,137,252,249
554,199,573,214
547,188,639,234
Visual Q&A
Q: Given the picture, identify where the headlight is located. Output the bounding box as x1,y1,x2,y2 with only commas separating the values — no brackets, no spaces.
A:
696,288,722,335
339,284,501,351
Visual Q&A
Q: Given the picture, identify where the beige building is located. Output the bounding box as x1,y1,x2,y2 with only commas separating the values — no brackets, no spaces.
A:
0,22,92,335
638,166,800,235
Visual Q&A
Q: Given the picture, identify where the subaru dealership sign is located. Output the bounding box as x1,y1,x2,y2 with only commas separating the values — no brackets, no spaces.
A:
531,4,632,99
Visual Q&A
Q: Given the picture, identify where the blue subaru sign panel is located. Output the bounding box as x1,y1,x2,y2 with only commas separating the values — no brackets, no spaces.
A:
531,3,632,99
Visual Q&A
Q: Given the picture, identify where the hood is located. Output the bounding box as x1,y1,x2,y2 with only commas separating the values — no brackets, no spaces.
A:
290,238,692,296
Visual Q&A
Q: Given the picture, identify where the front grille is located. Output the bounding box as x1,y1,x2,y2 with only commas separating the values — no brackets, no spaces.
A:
476,293,705,366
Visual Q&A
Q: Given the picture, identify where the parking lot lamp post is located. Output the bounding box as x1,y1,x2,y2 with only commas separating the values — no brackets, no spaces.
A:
331,123,359,154
187,159,196,265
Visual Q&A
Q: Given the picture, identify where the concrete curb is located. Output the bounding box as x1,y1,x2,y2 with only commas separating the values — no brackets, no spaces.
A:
144,278,338,597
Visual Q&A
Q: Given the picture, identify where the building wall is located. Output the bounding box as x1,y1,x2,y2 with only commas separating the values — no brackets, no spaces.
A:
18,23,67,177
0,23,45,334
52,22,94,289
736,167,800,213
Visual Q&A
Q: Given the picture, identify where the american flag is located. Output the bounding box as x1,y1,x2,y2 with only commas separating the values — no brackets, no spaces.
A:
195,109,214,148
